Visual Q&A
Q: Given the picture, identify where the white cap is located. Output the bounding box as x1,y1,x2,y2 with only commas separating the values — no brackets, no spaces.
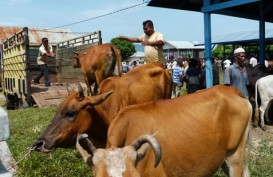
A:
234,48,245,54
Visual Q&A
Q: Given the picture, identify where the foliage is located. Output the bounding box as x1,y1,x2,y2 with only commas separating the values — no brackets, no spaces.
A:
212,45,233,59
110,38,136,61
7,106,92,177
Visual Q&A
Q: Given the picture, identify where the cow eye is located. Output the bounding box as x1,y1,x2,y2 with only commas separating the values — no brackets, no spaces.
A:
64,111,76,121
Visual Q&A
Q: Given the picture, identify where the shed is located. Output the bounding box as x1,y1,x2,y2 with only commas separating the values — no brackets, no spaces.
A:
164,41,205,60
129,51,145,64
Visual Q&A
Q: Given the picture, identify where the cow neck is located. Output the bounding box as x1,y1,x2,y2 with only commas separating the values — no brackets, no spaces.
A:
86,107,108,148
94,103,114,126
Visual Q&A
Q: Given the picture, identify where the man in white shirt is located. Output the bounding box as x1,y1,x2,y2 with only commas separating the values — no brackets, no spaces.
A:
118,20,164,64
32,37,55,87
249,54,258,67
223,58,231,70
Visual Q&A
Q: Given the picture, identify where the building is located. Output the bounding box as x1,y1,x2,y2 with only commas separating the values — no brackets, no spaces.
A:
129,51,145,64
163,41,205,61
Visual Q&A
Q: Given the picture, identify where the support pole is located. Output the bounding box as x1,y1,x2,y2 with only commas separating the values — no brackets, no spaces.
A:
259,1,265,64
204,0,213,88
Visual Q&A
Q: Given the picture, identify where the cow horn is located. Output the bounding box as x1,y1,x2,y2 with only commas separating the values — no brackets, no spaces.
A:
131,133,162,168
76,133,96,166
78,84,84,98
66,83,74,93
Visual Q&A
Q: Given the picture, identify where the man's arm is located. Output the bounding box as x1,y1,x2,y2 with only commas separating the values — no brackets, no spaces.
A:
42,51,55,58
142,40,164,46
118,36,140,43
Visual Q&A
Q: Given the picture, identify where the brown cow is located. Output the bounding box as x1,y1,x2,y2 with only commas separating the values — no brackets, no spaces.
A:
76,133,162,177
73,43,122,95
106,85,252,177
33,62,172,152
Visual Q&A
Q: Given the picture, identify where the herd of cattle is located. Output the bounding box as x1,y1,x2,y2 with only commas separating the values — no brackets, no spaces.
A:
31,43,272,177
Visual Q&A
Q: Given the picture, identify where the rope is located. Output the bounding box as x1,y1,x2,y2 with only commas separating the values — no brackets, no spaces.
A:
7,146,36,171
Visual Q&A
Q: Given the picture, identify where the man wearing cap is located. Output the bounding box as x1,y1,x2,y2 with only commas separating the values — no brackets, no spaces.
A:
224,47,249,99
32,37,55,87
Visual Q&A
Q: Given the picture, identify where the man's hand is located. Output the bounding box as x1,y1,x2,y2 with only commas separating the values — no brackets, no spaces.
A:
141,41,150,46
49,52,55,58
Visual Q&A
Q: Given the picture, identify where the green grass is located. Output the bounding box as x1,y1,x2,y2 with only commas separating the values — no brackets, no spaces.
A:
7,106,92,177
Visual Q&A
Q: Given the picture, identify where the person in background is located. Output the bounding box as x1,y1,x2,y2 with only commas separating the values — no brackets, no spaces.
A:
32,37,55,87
122,60,130,74
171,60,184,98
217,58,222,72
249,54,258,67
182,59,189,88
223,57,231,70
185,58,202,94
212,58,220,85
118,20,165,64
130,60,139,70
199,58,206,89
224,47,249,99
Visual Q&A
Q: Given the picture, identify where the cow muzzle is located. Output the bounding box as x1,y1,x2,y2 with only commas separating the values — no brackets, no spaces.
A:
32,139,55,153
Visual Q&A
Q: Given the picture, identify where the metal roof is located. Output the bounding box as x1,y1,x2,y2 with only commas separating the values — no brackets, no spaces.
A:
0,26,80,45
213,28,273,44
148,0,273,23
130,51,145,58
164,41,205,49
195,28,273,45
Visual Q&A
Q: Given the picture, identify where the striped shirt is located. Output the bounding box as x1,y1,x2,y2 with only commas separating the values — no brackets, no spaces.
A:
172,65,183,85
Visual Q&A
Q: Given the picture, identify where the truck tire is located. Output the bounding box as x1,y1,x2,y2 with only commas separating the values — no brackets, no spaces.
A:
6,94,21,110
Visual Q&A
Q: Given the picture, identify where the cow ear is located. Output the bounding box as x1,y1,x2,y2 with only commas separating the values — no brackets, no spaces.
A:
80,90,113,107
90,91,113,105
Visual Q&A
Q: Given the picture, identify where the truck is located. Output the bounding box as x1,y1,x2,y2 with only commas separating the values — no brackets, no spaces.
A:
1,27,102,109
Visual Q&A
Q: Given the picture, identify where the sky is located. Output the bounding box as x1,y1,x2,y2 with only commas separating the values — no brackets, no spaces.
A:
1,0,273,44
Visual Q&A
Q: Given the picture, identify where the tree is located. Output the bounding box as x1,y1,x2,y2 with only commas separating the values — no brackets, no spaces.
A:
110,38,136,61
212,44,233,59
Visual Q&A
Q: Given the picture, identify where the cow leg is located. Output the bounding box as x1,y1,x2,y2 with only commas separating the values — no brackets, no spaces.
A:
224,129,250,177
94,70,105,95
265,99,273,124
260,108,266,131
84,76,92,96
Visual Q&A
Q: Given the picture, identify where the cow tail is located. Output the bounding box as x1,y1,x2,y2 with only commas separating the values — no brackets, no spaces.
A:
111,46,122,77
254,79,259,124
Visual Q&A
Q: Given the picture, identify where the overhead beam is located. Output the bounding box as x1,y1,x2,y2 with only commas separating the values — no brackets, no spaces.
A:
201,0,261,13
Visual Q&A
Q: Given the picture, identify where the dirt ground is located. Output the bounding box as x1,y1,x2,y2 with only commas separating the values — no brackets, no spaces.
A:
250,124,273,147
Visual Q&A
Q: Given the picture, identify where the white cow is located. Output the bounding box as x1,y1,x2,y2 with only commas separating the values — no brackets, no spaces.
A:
255,75,273,130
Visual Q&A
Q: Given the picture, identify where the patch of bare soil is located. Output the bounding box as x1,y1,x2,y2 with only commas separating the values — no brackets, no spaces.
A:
250,125,273,148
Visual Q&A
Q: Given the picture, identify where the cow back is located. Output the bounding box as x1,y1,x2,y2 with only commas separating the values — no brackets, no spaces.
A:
97,62,172,124
107,85,252,176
